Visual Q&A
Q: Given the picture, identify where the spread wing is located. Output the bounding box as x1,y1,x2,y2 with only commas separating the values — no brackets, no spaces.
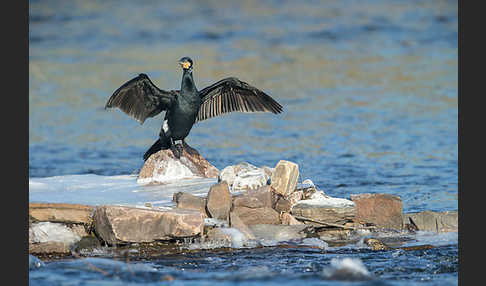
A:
196,77,283,122
105,73,177,124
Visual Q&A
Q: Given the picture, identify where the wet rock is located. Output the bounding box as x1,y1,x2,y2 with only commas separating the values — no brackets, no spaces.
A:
280,212,304,225
270,160,299,197
364,238,390,251
138,142,219,184
173,192,208,216
72,236,102,252
205,228,233,244
232,185,274,209
229,212,255,239
248,224,309,241
29,203,94,224
232,206,281,226
318,228,353,243
402,210,458,232
93,206,204,244
219,162,271,191
206,181,231,221
350,193,403,230
291,196,356,226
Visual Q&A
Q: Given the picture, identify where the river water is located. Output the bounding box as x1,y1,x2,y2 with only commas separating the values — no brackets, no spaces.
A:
29,0,458,285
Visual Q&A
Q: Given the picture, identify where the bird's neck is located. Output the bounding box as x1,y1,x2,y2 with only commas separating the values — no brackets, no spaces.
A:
181,70,197,94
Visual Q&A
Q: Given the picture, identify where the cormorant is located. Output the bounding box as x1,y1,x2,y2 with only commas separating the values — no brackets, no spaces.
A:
105,57,283,160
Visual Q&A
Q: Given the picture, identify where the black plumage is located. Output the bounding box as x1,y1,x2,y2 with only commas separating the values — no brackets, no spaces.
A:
105,57,283,160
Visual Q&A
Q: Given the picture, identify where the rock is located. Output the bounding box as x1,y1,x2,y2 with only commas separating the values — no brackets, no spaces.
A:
402,210,458,232
232,185,274,209
205,228,233,245
219,162,271,191
232,206,281,226
29,203,94,224
270,160,299,197
206,182,231,221
350,193,403,230
29,242,72,254
364,238,390,251
29,222,82,245
72,236,102,252
274,191,303,212
291,196,356,225
138,142,219,184
280,212,304,225
318,228,353,242
173,192,208,216
93,206,204,244
229,212,255,239
248,224,309,241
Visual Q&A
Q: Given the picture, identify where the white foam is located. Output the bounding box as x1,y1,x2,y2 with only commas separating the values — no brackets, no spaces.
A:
300,238,328,249
294,193,355,208
322,257,372,281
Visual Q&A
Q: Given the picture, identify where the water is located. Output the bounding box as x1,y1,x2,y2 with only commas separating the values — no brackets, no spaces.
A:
29,0,458,285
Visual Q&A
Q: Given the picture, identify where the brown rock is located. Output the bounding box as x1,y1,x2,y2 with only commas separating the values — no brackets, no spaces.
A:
229,212,255,239
270,160,299,197
173,192,208,216
93,206,204,244
402,210,458,232
138,142,219,184
248,224,308,241
232,185,273,209
274,196,292,213
206,182,231,220
364,238,390,251
350,193,403,230
291,198,356,225
29,242,72,254
280,212,304,225
232,206,280,226
29,203,94,224
205,228,233,244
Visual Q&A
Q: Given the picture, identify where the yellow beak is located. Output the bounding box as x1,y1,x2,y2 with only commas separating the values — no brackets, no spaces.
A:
179,61,191,69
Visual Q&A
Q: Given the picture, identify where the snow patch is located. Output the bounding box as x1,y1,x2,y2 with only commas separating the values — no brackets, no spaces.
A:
322,257,372,281
29,222,81,244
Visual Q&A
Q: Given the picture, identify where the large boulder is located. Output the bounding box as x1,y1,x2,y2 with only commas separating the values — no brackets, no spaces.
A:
138,142,219,184
219,162,272,191
93,206,204,244
206,182,232,221
270,160,299,197
350,193,403,230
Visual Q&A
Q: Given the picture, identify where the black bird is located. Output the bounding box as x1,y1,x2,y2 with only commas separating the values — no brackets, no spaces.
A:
105,57,283,160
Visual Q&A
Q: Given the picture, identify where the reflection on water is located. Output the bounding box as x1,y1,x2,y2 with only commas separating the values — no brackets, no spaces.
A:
29,0,457,213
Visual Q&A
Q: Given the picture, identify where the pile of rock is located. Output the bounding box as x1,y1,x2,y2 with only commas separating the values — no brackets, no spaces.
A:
28,155,459,257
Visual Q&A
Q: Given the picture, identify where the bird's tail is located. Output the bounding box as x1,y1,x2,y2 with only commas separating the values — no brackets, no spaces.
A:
143,138,170,161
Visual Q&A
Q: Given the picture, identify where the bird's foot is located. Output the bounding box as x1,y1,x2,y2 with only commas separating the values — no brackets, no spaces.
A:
171,140,184,159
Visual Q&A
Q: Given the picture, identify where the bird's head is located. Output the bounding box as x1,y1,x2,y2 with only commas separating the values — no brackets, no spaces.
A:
178,57,193,72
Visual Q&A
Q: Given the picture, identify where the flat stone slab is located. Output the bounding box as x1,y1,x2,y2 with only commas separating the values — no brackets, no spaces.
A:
232,206,281,226
29,203,94,224
291,196,356,225
350,193,403,230
248,224,309,241
403,210,458,232
93,206,204,244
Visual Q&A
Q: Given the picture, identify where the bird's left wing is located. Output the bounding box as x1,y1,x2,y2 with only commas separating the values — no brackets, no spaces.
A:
196,77,283,122
105,73,177,124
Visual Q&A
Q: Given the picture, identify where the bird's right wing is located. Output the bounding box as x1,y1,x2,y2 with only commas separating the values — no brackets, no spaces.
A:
105,73,177,124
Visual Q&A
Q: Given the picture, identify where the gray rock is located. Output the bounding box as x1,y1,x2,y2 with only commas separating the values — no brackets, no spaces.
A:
173,192,208,216
206,182,231,221
402,210,458,232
